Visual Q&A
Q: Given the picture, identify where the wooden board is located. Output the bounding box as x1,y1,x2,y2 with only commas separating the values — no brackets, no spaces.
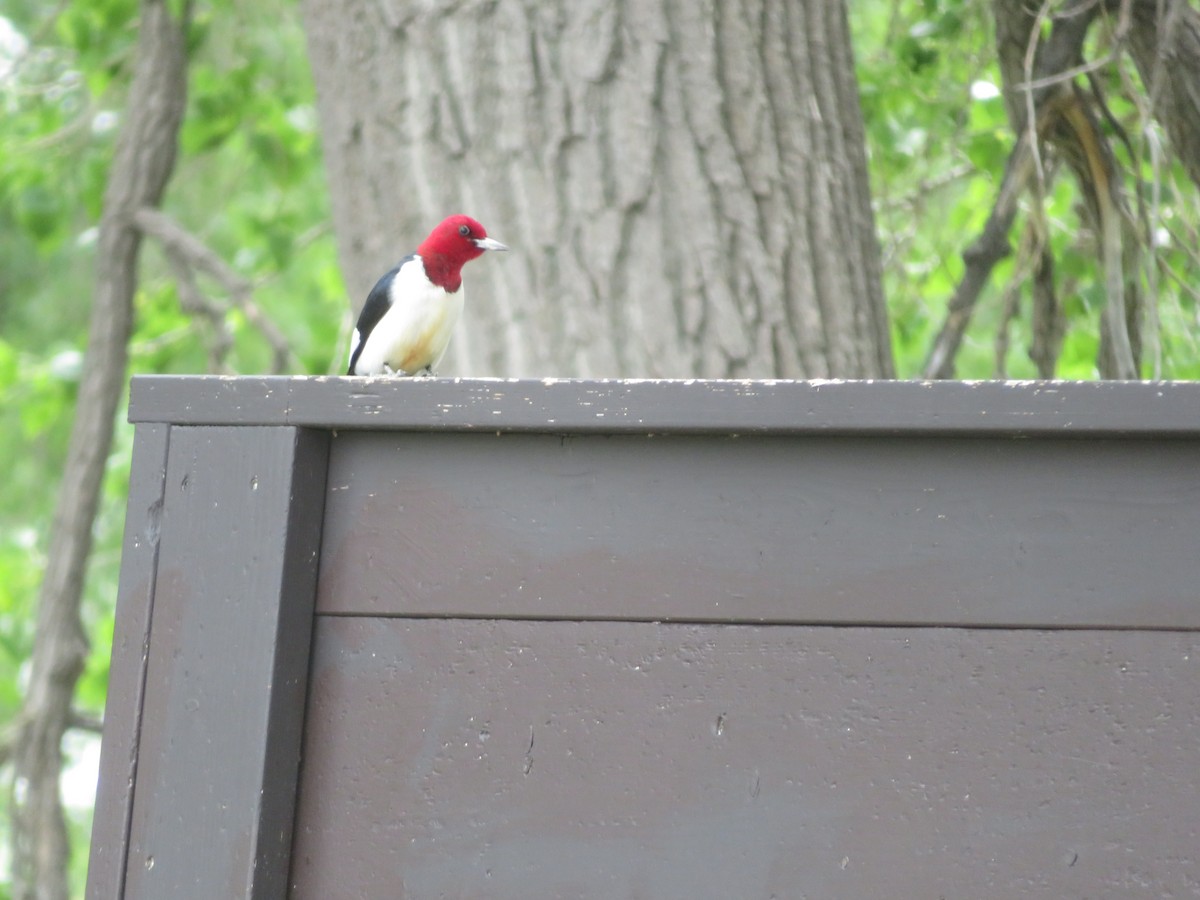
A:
127,376,1200,436
113,426,328,899
87,424,170,900
316,430,1200,628
290,617,1200,899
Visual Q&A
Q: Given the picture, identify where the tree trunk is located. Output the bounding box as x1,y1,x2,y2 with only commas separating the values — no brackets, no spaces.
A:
300,0,892,379
988,0,1142,378
9,3,189,898
963,0,1200,380
1126,0,1200,191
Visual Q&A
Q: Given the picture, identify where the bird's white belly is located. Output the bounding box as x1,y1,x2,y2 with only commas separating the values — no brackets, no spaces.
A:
355,277,464,375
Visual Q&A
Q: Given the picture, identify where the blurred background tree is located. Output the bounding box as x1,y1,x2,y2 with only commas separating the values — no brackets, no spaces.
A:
856,0,1200,379
0,0,1196,896
0,0,341,896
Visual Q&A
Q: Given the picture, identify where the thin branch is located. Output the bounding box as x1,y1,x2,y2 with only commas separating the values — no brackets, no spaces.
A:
875,163,976,212
994,267,1024,378
67,711,104,735
1015,0,1131,92
1029,241,1064,376
161,240,237,373
1113,29,1166,374
1022,0,1057,189
1014,49,1121,91
0,710,104,772
133,208,298,374
22,101,99,152
1052,89,1140,376
995,213,1052,377
923,135,1036,378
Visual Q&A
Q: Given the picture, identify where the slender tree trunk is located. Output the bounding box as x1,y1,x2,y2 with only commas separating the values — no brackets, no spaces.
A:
9,3,188,898
973,0,1200,380
301,0,892,378
1126,0,1200,190
989,0,1142,378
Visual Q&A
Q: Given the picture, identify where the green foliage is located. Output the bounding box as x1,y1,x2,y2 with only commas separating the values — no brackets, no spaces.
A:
0,1,343,895
854,0,991,375
0,1,1196,896
851,0,1200,379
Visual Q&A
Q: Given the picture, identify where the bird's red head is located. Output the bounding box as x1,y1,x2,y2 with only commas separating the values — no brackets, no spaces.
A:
417,215,508,292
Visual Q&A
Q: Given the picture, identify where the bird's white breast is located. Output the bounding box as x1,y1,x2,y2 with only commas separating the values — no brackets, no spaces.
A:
352,258,465,376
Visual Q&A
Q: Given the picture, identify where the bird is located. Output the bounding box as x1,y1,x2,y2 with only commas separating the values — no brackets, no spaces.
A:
347,214,508,376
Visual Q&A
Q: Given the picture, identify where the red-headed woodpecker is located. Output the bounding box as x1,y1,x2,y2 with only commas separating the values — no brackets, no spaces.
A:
347,215,508,376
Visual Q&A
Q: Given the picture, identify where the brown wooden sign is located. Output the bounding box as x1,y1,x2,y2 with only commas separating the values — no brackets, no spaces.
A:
88,378,1200,898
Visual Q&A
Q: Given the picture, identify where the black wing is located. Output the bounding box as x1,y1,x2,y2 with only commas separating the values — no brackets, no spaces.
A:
347,255,415,375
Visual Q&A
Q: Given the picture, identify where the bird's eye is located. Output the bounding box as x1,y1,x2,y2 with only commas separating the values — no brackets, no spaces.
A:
458,224,471,236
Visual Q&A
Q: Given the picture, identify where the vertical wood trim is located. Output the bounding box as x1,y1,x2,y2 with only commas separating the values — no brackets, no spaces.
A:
119,426,329,899
256,428,330,897
86,423,171,900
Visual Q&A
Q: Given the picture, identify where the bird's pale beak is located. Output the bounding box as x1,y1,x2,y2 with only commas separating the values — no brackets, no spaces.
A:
473,236,508,252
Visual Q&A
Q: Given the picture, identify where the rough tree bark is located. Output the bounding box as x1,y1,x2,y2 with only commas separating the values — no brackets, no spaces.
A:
8,3,189,898
300,0,893,379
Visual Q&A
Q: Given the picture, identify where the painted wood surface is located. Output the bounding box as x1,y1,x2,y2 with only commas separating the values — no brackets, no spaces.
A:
316,430,1200,628
290,617,1200,899
128,376,1200,435
87,424,169,900
108,426,328,899
88,378,1200,899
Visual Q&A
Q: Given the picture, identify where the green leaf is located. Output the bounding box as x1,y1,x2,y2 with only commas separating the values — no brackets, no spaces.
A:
12,182,65,243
